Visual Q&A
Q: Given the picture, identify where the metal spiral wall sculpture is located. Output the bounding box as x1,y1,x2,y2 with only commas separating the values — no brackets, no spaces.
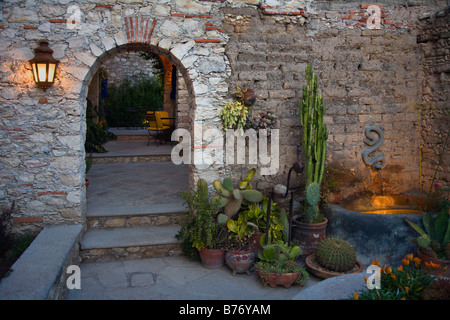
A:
362,125,386,171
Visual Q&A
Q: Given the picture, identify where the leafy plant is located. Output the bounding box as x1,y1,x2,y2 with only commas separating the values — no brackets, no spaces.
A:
299,64,328,223
351,255,437,300
0,202,14,259
176,179,225,257
85,99,116,153
213,169,263,221
405,202,450,260
226,213,257,250
255,241,308,286
241,196,289,246
104,75,163,127
220,100,249,133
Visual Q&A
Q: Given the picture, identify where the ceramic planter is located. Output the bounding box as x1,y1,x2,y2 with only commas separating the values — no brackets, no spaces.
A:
199,248,225,269
292,216,328,257
417,247,450,279
255,267,300,288
225,249,255,276
305,253,363,279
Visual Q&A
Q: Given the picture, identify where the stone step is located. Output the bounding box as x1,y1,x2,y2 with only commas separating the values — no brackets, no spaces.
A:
91,154,172,164
90,138,174,164
87,203,186,229
80,225,182,262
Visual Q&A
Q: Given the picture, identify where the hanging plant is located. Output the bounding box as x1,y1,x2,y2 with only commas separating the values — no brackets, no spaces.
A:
233,85,256,106
220,100,249,132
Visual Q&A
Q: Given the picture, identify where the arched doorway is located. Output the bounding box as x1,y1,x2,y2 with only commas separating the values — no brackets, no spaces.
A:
79,43,193,261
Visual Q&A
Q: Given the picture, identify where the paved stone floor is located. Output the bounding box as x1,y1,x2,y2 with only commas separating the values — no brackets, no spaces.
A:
86,161,189,216
65,255,322,300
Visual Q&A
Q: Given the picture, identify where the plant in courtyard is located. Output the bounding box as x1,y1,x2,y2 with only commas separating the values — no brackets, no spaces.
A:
255,241,309,287
213,169,263,221
176,179,226,259
299,64,328,223
104,75,163,127
351,254,437,300
226,212,257,250
315,237,357,273
405,202,450,260
220,100,249,133
241,196,289,246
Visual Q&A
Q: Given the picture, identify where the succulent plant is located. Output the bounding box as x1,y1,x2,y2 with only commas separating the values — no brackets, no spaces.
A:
315,237,357,273
300,64,328,223
213,169,263,221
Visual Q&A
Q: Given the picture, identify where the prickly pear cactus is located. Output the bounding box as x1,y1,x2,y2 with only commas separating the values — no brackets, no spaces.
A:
315,237,356,273
213,170,263,219
306,183,320,207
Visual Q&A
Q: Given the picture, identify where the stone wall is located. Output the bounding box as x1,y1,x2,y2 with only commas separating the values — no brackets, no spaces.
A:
101,51,158,85
0,0,448,234
222,1,447,199
417,7,450,194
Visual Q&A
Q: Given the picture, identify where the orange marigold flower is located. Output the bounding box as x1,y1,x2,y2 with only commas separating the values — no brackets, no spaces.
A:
413,257,421,267
401,296,406,300
371,259,379,266
353,293,359,300
404,286,409,293
397,266,403,272
406,253,414,261
402,258,410,266
390,273,396,280
385,266,392,274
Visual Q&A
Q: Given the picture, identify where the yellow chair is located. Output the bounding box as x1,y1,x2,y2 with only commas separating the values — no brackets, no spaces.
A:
146,111,171,146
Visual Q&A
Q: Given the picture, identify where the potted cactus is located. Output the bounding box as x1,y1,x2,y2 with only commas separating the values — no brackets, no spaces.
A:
175,179,227,269
292,64,329,256
211,169,264,275
255,241,309,288
305,237,363,279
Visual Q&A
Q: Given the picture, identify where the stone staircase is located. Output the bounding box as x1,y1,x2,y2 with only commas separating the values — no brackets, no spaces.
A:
80,129,187,263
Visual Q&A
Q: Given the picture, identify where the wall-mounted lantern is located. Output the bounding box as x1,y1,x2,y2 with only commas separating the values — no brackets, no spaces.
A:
29,40,59,91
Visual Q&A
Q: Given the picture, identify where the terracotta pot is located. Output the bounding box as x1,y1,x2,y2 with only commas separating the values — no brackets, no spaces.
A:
225,249,255,276
198,248,225,269
292,216,328,257
417,247,450,279
305,253,363,279
255,266,299,288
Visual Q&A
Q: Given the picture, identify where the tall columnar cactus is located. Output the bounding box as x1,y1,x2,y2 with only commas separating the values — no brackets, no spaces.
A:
300,64,328,222
300,64,328,187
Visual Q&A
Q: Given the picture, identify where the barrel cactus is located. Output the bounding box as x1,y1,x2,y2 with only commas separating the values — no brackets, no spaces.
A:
315,237,356,273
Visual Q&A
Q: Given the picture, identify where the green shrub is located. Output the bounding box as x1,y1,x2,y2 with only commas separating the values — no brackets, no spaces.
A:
104,75,163,127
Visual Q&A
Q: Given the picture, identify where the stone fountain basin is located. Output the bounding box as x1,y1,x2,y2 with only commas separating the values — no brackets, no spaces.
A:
323,195,423,267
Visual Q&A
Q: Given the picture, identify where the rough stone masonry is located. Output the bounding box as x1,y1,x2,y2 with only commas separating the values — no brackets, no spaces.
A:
0,0,448,234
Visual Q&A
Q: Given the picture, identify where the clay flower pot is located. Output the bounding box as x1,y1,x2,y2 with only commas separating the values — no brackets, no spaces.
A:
305,253,363,279
255,267,300,288
199,248,225,269
225,249,255,276
292,216,328,257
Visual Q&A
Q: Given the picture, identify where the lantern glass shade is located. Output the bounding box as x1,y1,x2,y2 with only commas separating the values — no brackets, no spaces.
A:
29,41,59,91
